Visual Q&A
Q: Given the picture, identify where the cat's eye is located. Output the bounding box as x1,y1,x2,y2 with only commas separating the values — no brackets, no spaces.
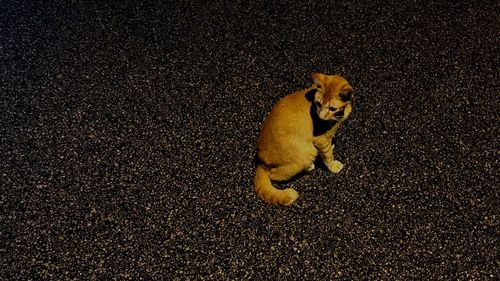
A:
340,91,353,102
328,107,337,112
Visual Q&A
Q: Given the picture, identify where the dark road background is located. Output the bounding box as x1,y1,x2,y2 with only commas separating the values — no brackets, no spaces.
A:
2,0,499,279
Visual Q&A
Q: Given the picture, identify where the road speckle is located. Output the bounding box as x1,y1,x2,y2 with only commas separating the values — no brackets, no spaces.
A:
1,0,498,279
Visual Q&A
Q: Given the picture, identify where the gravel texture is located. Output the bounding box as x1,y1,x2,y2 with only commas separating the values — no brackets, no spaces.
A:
1,0,499,279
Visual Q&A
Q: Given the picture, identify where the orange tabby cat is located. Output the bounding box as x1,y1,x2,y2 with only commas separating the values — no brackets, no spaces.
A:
255,73,354,205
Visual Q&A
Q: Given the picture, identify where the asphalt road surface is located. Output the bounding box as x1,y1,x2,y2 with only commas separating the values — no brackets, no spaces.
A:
2,0,498,279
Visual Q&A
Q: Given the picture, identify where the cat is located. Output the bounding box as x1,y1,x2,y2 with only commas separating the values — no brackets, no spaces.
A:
254,73,354,205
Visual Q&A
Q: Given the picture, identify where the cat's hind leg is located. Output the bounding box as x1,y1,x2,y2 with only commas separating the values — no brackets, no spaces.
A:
269,163,305,182
305,162,315,172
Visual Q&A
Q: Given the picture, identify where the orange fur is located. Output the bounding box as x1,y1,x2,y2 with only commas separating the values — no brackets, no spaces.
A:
255,73,354,205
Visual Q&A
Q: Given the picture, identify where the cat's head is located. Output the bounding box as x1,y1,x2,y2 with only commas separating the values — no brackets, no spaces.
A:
312,73,354,121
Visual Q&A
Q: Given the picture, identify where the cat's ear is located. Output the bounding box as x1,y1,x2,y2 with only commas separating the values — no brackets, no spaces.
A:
312,72,326,88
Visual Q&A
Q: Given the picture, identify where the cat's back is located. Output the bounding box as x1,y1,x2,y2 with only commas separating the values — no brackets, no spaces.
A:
257,89,314,149
264,89,312,126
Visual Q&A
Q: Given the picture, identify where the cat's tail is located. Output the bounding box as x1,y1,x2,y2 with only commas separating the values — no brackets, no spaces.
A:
254,165,299,206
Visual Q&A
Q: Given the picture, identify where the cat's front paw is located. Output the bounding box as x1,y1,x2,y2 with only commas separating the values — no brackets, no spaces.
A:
327,160,344,173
